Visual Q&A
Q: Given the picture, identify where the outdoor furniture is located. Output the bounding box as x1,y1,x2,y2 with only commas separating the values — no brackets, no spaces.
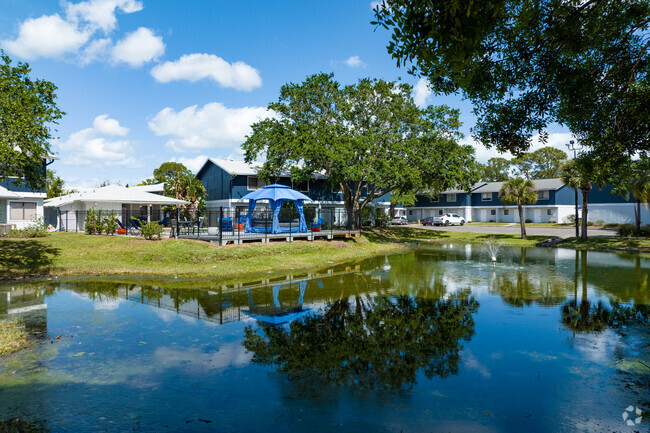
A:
129,217,143,235
170,219,177,236
158,216,170,226
310,216,324,232
207,227,218,236
177,220,193,235
221,217,233,232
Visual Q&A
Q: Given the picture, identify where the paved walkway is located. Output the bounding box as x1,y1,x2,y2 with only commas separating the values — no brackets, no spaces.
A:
411,223,616,238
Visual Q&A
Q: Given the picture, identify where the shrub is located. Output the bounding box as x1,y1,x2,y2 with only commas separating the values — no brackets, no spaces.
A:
375,209,390,227
596,219,605,226
104,212,118,235
586,221,594,226
548,220,556,224
2,218,48,238
140,221,163,240
525,219,532,223
639,225,650,237
618,224,635,237
96,212,106,235
85,208,97,235
603,223,619,229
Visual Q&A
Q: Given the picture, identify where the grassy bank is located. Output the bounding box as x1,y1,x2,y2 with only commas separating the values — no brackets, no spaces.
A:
364,227,547,246
0,232,404,280
556,237,650,255
0,319,30,356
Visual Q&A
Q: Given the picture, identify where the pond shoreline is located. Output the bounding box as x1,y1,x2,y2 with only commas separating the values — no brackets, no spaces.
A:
1,229,648,281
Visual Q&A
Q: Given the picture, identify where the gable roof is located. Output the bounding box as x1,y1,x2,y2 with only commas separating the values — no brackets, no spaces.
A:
0,185,21,199
473,178,565,194
44,185,188,207
131,183,165,193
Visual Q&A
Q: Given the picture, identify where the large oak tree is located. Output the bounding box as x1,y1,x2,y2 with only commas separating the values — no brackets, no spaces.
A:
373,0,650,164
242,73,477,228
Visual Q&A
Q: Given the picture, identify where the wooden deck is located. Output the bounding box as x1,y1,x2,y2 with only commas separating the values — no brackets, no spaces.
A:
177,229,360,246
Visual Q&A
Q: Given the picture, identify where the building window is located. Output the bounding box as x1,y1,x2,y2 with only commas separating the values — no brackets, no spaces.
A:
490,209,496,216
409,210,412,215
292,180,309,192
547,209,554,216
538,190,549,200
481,193,492,201
247,176,266,190
504,209,509,216
9,201,37,220
447,193,457,202
438,210,443,215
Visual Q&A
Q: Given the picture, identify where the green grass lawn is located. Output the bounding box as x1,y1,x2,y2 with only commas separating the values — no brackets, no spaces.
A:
363,227,547,246
556,236,650,255
0,232,403,280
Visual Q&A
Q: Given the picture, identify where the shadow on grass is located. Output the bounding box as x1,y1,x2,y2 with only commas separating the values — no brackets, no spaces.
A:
0,239,60,277
362,227,451,243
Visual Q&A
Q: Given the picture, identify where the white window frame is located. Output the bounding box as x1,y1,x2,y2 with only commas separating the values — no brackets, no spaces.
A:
546,208,554,216
447,193,457,202
8,200,38,221
503,209,509,216
538,190,549,200
247,176,266,190
481,192,492,201
490,209,496,216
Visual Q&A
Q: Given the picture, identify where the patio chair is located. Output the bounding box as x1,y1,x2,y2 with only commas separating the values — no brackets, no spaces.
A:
129,217,143,235
221,217,233,232
311,217,324,231
158,216,170,226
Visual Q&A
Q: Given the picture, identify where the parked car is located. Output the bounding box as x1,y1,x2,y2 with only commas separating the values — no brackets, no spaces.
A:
390,216,408,225
432,213,465,226
421,217,435,226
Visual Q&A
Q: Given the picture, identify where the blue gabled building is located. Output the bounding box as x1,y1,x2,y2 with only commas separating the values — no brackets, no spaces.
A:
0,156,56,229
195,158,399,216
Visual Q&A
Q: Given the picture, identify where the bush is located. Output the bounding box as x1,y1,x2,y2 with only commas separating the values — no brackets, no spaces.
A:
140,221,163,240
104,212,118,235
548,220,556,224
618,224,636,237
375,209,390,227
639,225,650,237
596,219,605,226
96,212,106,234
603,223,620,229
525,219,532,223
85,208,97,235
1,218,48,238
586,221,594,226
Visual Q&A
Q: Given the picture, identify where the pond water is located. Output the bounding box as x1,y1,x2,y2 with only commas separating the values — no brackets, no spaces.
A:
0,245,648,432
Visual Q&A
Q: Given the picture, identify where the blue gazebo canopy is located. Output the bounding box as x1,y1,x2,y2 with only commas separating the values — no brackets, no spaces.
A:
240,184,313,234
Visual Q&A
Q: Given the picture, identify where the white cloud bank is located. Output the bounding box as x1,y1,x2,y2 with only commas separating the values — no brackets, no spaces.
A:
151,53,262,91
169,155,209,173
1,0,163,67
148,102,275,153
111,27,164,67
58,114,140,167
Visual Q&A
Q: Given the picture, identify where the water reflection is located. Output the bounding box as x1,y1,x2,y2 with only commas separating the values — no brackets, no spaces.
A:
244,291,479,390
0,245,648,432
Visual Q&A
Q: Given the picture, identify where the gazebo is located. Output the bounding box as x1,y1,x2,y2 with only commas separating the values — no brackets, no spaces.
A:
242,280,311,325
240,184,312,234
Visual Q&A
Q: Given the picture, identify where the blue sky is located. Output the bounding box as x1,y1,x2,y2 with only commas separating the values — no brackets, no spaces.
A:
1,0,570,188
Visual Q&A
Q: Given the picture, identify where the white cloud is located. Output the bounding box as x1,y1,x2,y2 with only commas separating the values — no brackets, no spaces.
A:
93,114,129,136
344,55,364,68
1,14,90,59
65,0,143,32
148,102,275,153
1,1,150,65
170,155,209,173
151,53,262,91
111,27,164,67
57,114,140,167
413,78,431,107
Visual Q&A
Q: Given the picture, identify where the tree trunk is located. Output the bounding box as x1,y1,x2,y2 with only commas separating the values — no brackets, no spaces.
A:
389,202,396,218
635,198,641,232
518,204,526,239
581,187,590,239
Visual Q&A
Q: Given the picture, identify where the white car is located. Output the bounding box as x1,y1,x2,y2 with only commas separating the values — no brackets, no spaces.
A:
432,213,465,226
390,216,408,225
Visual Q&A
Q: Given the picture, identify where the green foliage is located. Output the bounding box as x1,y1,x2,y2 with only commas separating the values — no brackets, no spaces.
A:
46,170,65,199
2,217,48,238
104,212,118,235
84,208,97,235
0,52,65,190
618,223,650,238
140,221,163,240
561,157,598,238
479,157,511,182
372,0,650,161
244,291,479,389
147,162,206,218
243,73,478,228
512,148,568,179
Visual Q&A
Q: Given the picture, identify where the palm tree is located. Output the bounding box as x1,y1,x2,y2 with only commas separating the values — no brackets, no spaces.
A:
630,157,650,232
561,159,594,239
499,177,537,239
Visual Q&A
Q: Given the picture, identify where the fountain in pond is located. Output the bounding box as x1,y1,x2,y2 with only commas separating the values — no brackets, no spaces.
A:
483,240,503,267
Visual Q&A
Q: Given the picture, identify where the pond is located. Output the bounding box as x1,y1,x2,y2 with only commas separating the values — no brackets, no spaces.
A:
0,245,648,432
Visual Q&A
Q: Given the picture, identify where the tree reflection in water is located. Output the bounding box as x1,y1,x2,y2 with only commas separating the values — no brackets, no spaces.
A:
243,290,479,390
